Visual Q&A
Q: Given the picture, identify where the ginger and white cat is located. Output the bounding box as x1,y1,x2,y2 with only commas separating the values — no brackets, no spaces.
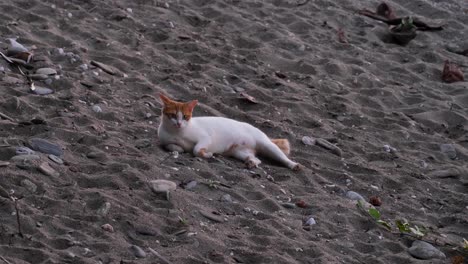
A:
157,94,301,171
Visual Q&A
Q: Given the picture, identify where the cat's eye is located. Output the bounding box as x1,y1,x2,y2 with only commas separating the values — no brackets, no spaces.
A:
167,113,176,119
183,115,190,120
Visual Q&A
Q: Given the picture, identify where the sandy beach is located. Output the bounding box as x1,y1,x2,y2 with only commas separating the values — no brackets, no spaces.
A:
0,0,467,263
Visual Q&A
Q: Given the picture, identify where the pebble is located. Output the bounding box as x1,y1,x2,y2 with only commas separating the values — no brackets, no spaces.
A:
440,144,457,159
38,162,59,177
16,147,35,155
79,64,88,71
301,136,316,146
0,161,9,167
130,245,146,258
345,191,365,201
6,38,28,55
11,154,40,162
67,12,73,18
35,68,57,76
383,144,397,153
57,48,64,55
29,138,63,156
101,223,114,232
97,202,111,216
183,180,197,190
149,180,177,194
305,217,317,226
428,168,460,178
92,105,102,113
281,202,296,209
31,86,54,95
48,154,64,165
20,179,37,193
29,74,49,80
220,194,233,203
408,240,446,260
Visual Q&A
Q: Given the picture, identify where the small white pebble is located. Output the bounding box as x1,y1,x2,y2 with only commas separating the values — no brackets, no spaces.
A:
67,12,73,18
126,8,133,13
51,4,56,9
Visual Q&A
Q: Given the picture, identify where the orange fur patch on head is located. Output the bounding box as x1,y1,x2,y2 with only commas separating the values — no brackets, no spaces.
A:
159,94,197,121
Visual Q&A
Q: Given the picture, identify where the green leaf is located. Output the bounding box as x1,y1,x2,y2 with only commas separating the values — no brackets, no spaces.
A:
396,220,410,233
368,208,381,220
356,200,364,209
377,220,392,231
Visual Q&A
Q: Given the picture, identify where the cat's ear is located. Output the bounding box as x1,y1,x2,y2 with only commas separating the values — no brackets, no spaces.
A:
159,93,172,105
186,100,198,111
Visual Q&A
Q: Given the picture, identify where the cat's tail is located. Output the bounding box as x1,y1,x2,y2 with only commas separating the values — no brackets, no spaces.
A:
270,139,290,156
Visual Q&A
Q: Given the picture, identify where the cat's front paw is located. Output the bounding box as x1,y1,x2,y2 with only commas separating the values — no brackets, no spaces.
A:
245,158,261,169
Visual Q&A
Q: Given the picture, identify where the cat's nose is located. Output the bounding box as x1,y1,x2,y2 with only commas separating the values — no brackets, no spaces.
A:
175,122,181,128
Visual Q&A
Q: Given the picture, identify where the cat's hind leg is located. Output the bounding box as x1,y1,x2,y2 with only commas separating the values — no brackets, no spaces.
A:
231,147,261,169
258,141,301,171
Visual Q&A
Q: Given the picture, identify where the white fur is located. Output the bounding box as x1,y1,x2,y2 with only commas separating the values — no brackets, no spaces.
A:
158,115,299,169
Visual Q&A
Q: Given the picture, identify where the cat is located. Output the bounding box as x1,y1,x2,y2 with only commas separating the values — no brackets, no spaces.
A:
157,94,302,171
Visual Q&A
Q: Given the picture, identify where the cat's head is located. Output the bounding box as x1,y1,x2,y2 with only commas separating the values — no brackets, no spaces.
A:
159,94,198,129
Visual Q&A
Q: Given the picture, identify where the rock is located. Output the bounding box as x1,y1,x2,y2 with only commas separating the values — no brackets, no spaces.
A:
48,154,64,165
442,60,464,83
346,191,365,201
301,136,316,146
97,202,111,216
0,161,9,167
35,68,57,76
183,180,197,190
6,38,28,55
281,202,296,209
92,105,102,113
305,217,317,226
149,180,177,194
38,162,59,177
16,147,35,155
220,194,233,203
29,74,49,80
101,223,114,232
408,240,446,260
31,86,54,95
130,245,146,258
440,144,457,159
86,151,106,159
316,138,342,156
11,154,40,162
369,196,382,206
383,144,397,153
20,179,37,193
29,138,63,156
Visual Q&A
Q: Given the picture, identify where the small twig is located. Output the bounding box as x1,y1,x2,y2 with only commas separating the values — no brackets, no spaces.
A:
13,198,23,237
0,256,13,264
0,112,15,122
0,51,13,64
